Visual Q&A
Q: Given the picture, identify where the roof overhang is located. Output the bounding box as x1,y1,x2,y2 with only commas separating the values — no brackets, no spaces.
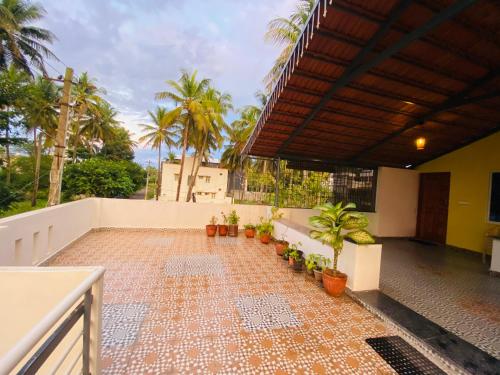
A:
243,0,500,168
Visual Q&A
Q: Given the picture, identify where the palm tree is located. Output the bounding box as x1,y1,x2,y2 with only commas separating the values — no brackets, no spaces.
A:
155,70,210,201
0,65,29,184
0,0,57,75
23,76,59,205
185,88,232,201
70,72,103,162
139,107,178,200
81,100,120,155
264,0,315,92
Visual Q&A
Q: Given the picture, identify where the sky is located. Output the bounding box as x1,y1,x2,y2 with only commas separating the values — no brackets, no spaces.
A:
37,0,297,165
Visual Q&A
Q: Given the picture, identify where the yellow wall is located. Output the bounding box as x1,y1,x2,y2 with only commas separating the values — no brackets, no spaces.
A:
417,131,500,254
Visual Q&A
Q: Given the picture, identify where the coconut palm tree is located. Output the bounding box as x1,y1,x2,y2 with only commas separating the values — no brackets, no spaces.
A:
0,0,57,75
155,70,210,201
81,100,120,155
264,0,315,92
139,107,178,200
185,88,232,201
0,65,29,184
23,76,59,205
70,72,104,162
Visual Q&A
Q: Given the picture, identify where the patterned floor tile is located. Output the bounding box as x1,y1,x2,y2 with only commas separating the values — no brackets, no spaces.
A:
48,229,398,374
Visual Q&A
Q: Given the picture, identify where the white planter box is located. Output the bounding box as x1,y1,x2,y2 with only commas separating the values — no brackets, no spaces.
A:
274,219,382,292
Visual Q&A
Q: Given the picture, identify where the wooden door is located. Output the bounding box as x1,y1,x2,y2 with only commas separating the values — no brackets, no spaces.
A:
416,172,450,244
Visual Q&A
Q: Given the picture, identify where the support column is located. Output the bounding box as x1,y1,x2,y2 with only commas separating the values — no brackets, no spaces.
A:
274,157,281,207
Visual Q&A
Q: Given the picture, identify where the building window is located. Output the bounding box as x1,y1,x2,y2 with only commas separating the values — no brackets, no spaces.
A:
211,193,216,199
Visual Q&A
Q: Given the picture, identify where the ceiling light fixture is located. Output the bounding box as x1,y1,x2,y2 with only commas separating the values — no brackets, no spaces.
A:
415,137,426,151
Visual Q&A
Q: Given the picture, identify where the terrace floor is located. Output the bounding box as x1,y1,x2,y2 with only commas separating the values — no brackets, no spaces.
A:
379,238,500,359
48,229,398,374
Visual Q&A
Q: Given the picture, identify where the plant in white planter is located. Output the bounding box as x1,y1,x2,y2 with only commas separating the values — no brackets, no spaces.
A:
309,202,375,296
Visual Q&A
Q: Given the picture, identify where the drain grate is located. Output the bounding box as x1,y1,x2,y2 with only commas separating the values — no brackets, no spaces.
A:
366,336,445,375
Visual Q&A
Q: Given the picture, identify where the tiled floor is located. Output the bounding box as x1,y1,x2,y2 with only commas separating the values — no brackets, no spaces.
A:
379,238,500,359
48,229,397,374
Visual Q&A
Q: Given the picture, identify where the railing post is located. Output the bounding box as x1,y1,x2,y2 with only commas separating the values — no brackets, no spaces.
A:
274,157,281,207
82,290,92,375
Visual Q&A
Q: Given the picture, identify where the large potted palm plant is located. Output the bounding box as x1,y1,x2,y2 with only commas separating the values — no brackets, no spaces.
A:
309,202,375,297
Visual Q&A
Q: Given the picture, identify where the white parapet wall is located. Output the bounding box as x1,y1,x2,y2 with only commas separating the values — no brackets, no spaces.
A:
0,199,100,267
97,199,269,229
0,198,270,267
274,219,382,292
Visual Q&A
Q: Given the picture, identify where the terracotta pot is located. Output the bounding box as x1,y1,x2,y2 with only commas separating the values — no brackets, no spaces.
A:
288,257,293,266
260,233,271,244
322,269,347,297
275,241,288,256
206,224,217,237
218,225,228,236
244,228,255,238
228,224,239,237
292,259,303,272
313,269,323,282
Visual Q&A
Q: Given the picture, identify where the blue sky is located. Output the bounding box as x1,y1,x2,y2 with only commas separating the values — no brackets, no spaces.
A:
38,0,297,165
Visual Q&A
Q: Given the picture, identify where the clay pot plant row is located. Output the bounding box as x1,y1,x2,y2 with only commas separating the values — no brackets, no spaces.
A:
309,202,375,297
205,210,240,237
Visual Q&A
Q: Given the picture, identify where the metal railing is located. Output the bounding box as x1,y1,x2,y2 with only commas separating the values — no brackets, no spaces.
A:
0,267,104,375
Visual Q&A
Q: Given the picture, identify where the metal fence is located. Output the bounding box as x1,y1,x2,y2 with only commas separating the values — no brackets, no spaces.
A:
227,157,377,211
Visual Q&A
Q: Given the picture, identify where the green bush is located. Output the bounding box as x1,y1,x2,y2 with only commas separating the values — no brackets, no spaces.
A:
10,154,52,191
63,158,139,199
0,178,20,212
118,160,146,190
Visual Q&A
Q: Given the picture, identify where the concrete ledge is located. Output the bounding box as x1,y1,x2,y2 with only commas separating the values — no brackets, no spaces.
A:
274,218,382,291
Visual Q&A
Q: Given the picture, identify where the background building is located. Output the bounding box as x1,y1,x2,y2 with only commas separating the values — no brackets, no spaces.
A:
160,157,230,202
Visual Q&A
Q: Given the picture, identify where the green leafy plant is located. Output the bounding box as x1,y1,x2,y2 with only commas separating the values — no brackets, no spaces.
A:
256,216,273,235
209,216,217,225
244,223,256,229
309,202,375,274
283,246,292,259
317,255,331,271
288,242,303,261
305,253,320,271
228,210,240,225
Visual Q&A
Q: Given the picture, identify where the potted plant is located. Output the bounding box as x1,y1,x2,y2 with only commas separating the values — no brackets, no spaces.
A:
309,202,375,297
313,255,331,282
256,217,273,244
206,216,218,237
282,246,292,261
305,253,319,276
228,210,240,237
288,243,304,272
218,211,229,237
244,224,256,238
274,237,289,256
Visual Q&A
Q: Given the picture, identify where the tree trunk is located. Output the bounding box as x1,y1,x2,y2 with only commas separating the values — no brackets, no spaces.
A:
5,125,10,185
186,132,208,202
176,123,189,202
72,114,82,163
259,160,268,193
31,129,42,207
156,143,162,200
